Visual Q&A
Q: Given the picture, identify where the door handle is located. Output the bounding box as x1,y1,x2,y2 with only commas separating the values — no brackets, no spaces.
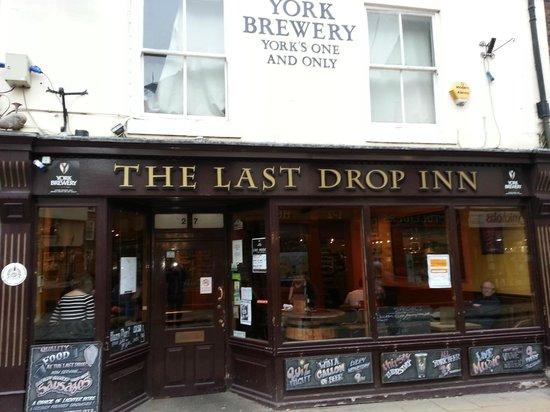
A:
218,318,225,328
217,286,224,301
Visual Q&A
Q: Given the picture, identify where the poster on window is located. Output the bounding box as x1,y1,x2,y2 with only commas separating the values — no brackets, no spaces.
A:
240,301,252,325
252,237,267,273
119,257,137,295
427,254,451,288
232,239,243,270
25,342,102,412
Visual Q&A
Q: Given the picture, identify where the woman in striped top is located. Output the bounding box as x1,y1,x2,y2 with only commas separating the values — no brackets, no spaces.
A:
50,277,95,323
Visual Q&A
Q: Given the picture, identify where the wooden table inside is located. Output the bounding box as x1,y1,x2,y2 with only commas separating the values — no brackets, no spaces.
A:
283,308,345,340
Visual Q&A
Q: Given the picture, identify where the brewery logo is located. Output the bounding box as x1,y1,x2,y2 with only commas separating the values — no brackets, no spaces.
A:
504,169,523,196
49,160,79,194
1,262,27,286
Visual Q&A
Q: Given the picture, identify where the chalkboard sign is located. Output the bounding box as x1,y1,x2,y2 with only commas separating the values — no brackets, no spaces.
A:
109,323,146,354
469,343,543,376
25,342,102,412
285,353,373,390
381,348,461,383
376,306,432,336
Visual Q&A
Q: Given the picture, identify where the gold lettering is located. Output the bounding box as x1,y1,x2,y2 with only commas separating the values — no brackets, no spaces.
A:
345,169,365,190
279,167,301,189
214,167,231,191
365,170,388,190
146,166,173,188
179,166,197,189
433,170,453,191
235,168,258,189
419,170,429,191
389,170,405,190
262,167,276,191
319,169,342,189
457,171,477,191
114,163,140,188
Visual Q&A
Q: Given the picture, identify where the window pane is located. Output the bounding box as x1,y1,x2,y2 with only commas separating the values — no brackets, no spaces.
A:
110,210,149,353
370,69,402,122
403,71,435,123
144,0,183,51
458,208,536,330
187,0,224,53
230,207,268,341
144,54,184,114
368,12,401,64
403,15,433,66
279,207,368,341
34,208,96,342
187,57,225,116
370,207,455,336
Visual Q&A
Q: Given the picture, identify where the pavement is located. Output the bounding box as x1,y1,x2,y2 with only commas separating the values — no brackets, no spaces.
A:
134,386,550,412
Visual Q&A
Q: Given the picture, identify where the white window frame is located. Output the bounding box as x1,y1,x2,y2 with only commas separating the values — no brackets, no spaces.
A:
365,5,451,145
128,0,238,138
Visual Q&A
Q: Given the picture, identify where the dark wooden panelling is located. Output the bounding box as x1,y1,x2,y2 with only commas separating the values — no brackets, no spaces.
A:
165,346,186,386
232,352,272,395
536,225,550,329
195,344,215,384
102,354,149,411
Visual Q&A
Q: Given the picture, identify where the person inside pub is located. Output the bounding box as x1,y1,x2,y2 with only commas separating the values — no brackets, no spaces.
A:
466,280,501,329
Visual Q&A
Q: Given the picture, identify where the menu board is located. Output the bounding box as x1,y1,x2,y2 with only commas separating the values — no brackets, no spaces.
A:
381,348,462,383
469,343,543,376
25,342,102,412
109,323,146,354
285,353,373,390
376,306,432,336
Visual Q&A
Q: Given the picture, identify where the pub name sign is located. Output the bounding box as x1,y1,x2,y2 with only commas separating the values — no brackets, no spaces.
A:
113,163,479,193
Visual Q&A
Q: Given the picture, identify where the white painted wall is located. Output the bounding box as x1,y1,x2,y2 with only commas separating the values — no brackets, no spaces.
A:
0,0,549,149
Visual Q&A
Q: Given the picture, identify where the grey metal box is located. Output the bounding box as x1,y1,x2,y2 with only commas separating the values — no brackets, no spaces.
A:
5,53,31,88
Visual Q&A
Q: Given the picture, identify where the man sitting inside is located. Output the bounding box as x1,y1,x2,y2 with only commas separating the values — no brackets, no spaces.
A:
467,280,501,329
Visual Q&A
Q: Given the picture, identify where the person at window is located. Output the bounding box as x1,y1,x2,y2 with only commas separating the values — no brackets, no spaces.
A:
50,276,95,323
467,280,501,329
343,278,364,308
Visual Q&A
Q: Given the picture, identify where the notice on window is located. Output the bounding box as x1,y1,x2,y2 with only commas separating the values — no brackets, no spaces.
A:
427,254,451,289
120,257,137,295
241,287,252,301
200,277,212,294
232,239,243,270
252,237,267,273
240,301,252,326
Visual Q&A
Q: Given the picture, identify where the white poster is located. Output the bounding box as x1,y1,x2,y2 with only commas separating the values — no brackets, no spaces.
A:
232,240,243,270
241,287,252,301
427,254,452,289
240,301,252,325
200,277,213,294
252,237,267,273
120,257,137,295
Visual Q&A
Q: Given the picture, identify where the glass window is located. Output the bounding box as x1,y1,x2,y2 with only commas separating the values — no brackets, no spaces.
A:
34,208,96,342
368,11,436,124
110,210,149,352
143,0,226,117
279,207,368,341
457,207,536,330
230,207,268,341
370,206,454,336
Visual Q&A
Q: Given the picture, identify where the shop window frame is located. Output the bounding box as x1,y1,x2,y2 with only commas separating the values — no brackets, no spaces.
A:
31,198,108,346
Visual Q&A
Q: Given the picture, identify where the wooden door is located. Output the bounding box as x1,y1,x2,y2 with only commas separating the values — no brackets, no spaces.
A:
151,239,226,397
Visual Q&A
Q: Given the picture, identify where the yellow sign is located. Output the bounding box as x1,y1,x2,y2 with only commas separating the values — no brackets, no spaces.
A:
449,82,470,106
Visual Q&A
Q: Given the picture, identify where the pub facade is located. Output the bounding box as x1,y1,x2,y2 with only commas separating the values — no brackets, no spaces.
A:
1,0,550,410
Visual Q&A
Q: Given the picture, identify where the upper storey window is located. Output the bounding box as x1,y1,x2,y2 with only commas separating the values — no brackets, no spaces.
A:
367,10,436,124
143,0,226,117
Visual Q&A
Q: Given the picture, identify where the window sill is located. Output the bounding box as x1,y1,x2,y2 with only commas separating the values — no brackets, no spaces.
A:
127,114,241,139
365,122,456,145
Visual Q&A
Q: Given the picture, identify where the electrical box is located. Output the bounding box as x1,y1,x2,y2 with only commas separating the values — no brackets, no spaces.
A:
4,53,31,88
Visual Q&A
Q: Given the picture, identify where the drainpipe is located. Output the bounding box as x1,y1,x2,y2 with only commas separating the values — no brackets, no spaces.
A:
528,0,550,147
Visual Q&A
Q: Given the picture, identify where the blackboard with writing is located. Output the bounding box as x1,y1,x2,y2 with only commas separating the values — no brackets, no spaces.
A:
285,353,373,390
109,323,146,354
25,342,102,412
469,343,543,376
381,348,462,383
376,306,432,336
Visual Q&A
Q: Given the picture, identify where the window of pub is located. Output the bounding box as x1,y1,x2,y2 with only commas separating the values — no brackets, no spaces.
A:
34,207,96,342
457,207,536,330
230,207,268,341
370,206,454,336
279,207,368,341
110,210,149,353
